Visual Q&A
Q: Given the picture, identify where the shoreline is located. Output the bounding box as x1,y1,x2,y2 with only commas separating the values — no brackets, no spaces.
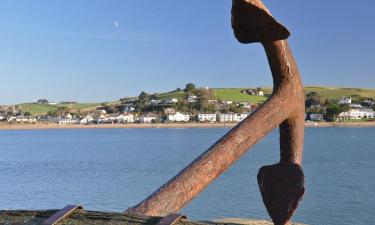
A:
0,121,375,130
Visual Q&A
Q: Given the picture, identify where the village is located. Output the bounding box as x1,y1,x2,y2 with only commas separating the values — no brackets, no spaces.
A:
1,85,375,126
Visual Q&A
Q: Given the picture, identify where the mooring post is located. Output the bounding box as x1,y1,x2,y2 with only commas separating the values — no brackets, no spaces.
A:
127,1,305,224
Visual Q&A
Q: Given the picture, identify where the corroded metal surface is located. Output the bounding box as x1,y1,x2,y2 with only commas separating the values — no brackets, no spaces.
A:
258,164,305,225
231,0,290,43
128,1,305,224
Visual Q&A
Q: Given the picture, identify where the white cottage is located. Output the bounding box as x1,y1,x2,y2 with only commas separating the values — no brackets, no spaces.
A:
80,115,95,125
117,113,134,123
339,108,375,120
139,114,158,123
168,112,190,122
198,113,217,122
218,113,249,123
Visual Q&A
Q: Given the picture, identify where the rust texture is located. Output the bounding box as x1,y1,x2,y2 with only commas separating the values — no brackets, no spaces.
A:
127,1,305,224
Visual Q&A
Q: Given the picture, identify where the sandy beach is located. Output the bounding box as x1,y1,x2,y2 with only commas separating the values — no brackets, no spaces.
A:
0,121,375,130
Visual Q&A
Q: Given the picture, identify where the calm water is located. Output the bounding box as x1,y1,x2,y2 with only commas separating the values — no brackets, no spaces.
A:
0,127,374,224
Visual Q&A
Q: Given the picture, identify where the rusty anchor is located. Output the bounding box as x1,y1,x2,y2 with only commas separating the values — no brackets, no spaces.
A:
126,1,305,224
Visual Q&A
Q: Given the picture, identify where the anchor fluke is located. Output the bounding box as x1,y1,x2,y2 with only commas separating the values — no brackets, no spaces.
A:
257,164,305,225
231,0,290,43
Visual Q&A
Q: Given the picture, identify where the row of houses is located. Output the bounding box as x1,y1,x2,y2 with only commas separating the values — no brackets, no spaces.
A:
6,116,37,123
2,112,252,124
140,112,251,123
307,107,375,121
197,113,250,122
338,108,375,120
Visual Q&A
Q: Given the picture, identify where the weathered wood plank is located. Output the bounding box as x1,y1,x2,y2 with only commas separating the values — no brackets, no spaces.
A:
0,210,306,225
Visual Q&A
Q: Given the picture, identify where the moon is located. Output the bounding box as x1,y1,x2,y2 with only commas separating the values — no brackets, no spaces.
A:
113,20,120,28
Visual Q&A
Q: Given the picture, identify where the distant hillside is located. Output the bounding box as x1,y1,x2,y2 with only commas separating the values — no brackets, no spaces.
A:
303,86,375,100
14,86,375,115
18,102,103,115
210,86,375,102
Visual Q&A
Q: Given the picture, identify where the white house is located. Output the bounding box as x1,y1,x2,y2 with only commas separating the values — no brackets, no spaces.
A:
198,113,217,122
58,119,76,124
98,109,107,114
258,90,264,96
208,100,218,105
139,114,158,123
15,116,37,123
349,104,362,108
339,108,375,120
150,99,162,105
238,102,252,110
80,115,95,125
7,116,17,123
97,114,112,124
168,112,190,122
117,113,134,123
218,113,249,123
123,104,135,113
221,100,233,105
339,96,352,105
187,95,198,103
163,98,178,104
164,107,176,115
59,114,80,124
309,114,324,121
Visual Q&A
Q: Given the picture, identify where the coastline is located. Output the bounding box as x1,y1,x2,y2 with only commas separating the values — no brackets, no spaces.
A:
0,121,375,130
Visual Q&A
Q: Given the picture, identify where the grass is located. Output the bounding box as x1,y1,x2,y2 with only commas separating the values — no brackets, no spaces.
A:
304,86,375,100
212,88,269,104
212,86,375,103
56,103,100,109
18,103,59,115
18,103,104,115
157,91,186,100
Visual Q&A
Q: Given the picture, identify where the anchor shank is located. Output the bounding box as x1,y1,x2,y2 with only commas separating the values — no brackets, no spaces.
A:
262,40,305,165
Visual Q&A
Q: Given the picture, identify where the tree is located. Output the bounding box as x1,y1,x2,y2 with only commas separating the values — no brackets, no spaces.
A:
176,87,182,92
196,88,213,111
185,83,196,93
305,92,326,107
228,104,244,113
306,92,318,98
56,107,69,116
23,111,31,117
37,99,48,104
139,91,148,101
325,103,349,121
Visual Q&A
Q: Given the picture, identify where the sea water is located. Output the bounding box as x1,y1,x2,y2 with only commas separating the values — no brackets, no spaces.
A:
0,127,374,224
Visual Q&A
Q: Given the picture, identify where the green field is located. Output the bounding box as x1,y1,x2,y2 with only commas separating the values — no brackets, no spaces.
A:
157,91,186,100
19,102,102,115
212,88,269,103
303,86,375,100
213,86,375,103
19,103,59,115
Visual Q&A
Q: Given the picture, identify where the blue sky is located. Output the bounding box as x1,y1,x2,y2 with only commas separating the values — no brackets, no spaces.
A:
0,0,374,104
